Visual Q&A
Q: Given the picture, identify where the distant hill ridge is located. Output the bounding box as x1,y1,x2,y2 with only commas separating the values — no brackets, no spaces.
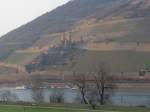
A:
0,0,150,69
1,0,150,49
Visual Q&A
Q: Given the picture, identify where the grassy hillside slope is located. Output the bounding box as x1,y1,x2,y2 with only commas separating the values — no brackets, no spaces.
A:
4,52,40,65
75,50,150,72
72,17,150,43
69,17,150,73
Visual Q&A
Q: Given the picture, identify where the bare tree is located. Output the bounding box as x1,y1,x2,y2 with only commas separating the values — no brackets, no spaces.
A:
93,62,114,105
87,88,98,109
31,78,44,103
72,71,89,104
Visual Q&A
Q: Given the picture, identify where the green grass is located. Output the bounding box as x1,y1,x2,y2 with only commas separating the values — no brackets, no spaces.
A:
75,50,150,72
0,104,149,112
4,52,40,65
0,105,98,112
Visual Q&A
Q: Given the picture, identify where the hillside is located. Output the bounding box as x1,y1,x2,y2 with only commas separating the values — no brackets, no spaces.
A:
1,0,150,52
0,0,150,76
0,0,117,49
70,17,150,73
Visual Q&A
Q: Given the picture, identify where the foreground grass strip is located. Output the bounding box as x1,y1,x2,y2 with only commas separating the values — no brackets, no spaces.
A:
0,104,150,112
0,105,121,112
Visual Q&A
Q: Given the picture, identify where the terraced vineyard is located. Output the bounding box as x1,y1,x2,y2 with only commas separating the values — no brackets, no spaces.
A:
75,50,150,72
4,52,40,65
1,15,150,75
72,17,150,43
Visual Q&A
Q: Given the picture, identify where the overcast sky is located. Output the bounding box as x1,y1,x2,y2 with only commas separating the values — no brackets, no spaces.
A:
0,0,69,37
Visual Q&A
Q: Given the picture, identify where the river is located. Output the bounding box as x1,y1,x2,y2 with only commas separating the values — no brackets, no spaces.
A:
0,87,150,107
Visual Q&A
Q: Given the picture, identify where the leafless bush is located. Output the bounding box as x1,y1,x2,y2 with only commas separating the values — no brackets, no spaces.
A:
0,90,18,102
49,90,64,103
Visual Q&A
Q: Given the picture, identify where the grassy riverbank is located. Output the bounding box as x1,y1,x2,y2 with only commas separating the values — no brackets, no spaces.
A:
0,104,149,112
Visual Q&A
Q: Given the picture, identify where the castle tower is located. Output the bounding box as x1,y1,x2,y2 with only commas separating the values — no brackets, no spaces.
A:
80,36,84,43
68,31,72,43
61,32,66,45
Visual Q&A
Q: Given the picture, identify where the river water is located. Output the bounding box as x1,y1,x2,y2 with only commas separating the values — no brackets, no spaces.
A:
0,87,150,107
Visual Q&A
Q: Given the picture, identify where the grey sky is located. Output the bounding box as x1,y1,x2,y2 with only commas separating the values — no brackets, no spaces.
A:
0,0,69,37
